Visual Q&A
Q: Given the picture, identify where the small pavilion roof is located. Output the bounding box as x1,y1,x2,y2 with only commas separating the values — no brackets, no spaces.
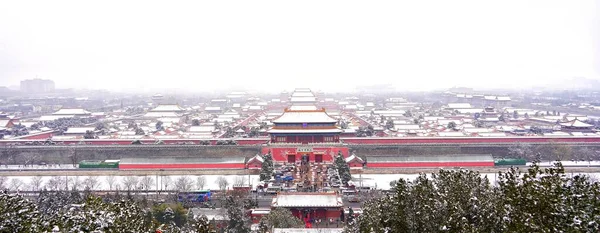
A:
560,119,593,128
271,192,343,208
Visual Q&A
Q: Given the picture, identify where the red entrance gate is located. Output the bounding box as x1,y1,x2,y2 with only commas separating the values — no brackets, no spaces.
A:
315,154,323,163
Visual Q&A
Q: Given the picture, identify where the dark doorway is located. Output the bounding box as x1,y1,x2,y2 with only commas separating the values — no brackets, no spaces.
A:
287,154,296,163
315,154,323,163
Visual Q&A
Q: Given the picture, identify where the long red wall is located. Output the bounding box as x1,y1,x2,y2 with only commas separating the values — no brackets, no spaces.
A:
119,163,245,169
0,138,269,146
367,161,494,168
342,137,600,144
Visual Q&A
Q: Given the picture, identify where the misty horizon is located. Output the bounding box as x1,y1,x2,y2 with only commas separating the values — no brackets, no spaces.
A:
1,0,599,93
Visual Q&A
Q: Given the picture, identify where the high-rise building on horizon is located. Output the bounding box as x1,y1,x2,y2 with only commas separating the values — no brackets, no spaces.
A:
20,79,55,93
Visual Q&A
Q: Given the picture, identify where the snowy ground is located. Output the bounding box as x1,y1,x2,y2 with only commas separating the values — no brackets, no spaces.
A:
352,172,600,190
1,174,260,192
0,164,78,170
528,161,600,166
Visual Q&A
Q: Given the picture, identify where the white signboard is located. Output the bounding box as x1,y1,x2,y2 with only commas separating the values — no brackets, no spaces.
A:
297,147,313,153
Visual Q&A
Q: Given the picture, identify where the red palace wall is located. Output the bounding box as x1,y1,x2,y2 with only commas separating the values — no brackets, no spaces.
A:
342,137,600,144
247,161,262,169
262,147,350,162
18,132,54,140
367,161,494,168
119,163,245,170
348,161,364,168
0,138,269,146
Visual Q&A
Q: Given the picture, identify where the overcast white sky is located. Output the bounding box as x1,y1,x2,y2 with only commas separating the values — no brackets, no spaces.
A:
0,0,598,93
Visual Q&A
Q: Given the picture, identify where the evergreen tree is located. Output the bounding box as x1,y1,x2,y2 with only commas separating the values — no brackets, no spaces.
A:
260,152,274,181
334,151,352,185
260,208,304,229
223,195,251,233
345,163,600,233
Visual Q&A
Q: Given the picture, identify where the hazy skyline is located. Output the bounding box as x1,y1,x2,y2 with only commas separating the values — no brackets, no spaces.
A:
1,0,599,93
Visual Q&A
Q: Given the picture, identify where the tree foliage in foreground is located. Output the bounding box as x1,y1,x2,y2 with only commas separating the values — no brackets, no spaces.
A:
346,162,600,233
258,208,304,232
0,190,221,233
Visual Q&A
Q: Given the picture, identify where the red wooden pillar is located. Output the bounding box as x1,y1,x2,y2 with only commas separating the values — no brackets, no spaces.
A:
311,135,314,143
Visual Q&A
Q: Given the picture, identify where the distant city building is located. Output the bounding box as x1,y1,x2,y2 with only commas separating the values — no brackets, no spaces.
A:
20,79,55,93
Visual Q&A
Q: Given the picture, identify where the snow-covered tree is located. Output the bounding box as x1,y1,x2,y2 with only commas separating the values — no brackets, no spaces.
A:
223,195,251,233
346,163,600,233
259,152,274,182
186,214,213,232
175,176,194,191
82,176,100,190
216,176,229,191
234,176,247,186
46,176,66,191
140,176,154,192
8,178,24,191
334,152,351,185
196,176,207,190
507,142,532,160
106,175,116,190
260,208,303,229
29,176,44,192
122,176,139,191
0,176,8,190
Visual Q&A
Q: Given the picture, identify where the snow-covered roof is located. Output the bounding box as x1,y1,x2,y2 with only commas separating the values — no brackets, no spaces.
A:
157,117,181,123
268,129,342,133
272,109,337,123
395,124,420,130
205,106,222,111
53,108,91,115
247,154,264,163
463,127,493,133
290,96,317,103
438,131,466,137
151,104,185,112
271,193,343,208
291,92,314,97
497,96,511,101
478,132,507,137
345,154,364,163
293,88,312,92
189,208,228,221
447,103,472,109
0,119,12,127
64,127,95,134
289,105,319,111
560,119,593,128
565,115,588,122
372,110,406,116
455,108,484,114
189,126,215,132
144,112,180,118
